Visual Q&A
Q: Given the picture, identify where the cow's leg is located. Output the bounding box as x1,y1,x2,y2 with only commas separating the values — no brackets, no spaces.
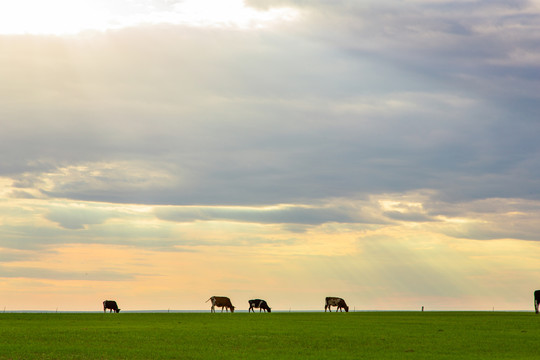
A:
535,300,539,314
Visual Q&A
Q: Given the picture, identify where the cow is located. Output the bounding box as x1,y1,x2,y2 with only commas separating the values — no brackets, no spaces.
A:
248,299,271,313
325,297,349,312
535,290,540,314
103,300,120,313
206,296,235,313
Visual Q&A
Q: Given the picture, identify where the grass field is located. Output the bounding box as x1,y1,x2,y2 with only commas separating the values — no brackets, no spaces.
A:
0,312,539,359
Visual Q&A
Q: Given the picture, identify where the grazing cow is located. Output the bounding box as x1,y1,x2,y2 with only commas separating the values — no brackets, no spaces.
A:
325,297,349,312
248,299,271,313
103,300,120,313
535,290,540,314
206,296,235,313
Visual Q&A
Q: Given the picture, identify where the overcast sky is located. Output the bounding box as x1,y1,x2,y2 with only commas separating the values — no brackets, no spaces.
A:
1,0,540,311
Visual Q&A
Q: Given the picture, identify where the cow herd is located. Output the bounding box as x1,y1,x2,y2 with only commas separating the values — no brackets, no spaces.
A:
104,291,540,313
202,296,350,313
103,296,350,313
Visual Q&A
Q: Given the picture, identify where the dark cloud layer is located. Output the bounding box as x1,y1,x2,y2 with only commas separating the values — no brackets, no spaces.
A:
1,0,539,208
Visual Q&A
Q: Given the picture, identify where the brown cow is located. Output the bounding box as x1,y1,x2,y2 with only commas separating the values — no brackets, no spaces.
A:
206,296,235,313
325,297,349,312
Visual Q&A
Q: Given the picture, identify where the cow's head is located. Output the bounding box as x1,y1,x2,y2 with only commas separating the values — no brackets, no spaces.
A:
343,305,349,312
230,306,235,313
116,309,121,313
267,307,272,313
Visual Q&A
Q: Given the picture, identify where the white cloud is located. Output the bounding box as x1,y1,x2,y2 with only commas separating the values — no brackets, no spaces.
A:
0,0,300,35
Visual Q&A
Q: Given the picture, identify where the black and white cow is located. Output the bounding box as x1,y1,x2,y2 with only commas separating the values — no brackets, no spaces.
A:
206,296,235,313
325,297,349,312
248,299,271,313
535,290,540,314
103,300,120,313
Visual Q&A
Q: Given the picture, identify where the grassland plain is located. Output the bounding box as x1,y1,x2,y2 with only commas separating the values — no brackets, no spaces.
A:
0,311,539,359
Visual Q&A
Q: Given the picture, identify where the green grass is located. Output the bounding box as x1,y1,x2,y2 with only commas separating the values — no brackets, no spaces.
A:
0,312,539,359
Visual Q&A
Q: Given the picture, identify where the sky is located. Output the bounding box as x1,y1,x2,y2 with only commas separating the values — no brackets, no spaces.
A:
1,0,540,312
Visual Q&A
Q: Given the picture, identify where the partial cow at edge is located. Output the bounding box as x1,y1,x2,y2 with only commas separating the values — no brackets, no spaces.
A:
248,299,271,313
207,296,235,313
103,300,120,313
325,297,349,312
534,290,540,314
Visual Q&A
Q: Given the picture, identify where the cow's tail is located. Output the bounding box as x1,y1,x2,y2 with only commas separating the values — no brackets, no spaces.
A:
206,297,213,303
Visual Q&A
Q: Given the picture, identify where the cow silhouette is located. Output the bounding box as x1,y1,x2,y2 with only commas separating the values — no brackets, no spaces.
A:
248,299,271,313
103,300,120,313
325,297,349,312
535,290,540,314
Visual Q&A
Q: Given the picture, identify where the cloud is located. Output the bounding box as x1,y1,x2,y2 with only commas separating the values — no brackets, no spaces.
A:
154,204,360,225
1,7,539,241
425,198,540,241
0,266,136,281
45,206,115,230
1,18,538,209
248,0,540,96
0,0,300,35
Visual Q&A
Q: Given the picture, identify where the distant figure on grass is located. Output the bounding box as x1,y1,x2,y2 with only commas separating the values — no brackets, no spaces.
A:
248,299,271,313
103,300,120,313
325,297,349,312
207,296,235,313
535,290,540,314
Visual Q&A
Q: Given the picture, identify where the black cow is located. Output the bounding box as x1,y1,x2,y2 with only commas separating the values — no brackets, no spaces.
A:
535,290,540,314
325,297,349,312
248,299,271,313
103,300,120,313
